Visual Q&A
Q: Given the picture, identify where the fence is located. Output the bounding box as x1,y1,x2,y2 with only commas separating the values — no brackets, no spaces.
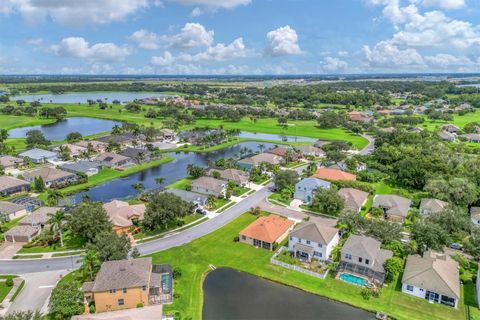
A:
270,247,329,280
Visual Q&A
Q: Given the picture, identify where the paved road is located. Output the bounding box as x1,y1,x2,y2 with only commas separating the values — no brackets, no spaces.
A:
0,185,271,273
359,134,375,155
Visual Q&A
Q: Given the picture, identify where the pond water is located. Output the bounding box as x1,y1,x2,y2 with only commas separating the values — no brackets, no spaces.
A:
12,92,168,104
456,84,480,88
238,131,317,142
8,117,121,141
202,268,374,320
72,141,276,202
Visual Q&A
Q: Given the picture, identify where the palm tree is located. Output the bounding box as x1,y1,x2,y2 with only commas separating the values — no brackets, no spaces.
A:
258,144,265,153
111,124,122,135
81,250,101,281
46,189,63,206
47,210,67,247
132,182,145,193
155,177,165,185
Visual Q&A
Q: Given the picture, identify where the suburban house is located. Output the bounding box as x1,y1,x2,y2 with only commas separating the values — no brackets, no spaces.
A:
0,201,28,221
338,235,393,286
338,188,369,213
94,152,132,168
74,140,108,153
20,206,60,228
237,153,283,170
23,167,78,187
295,145,325,157
347,111,371,123
81,257,173,313
313,168,357,181
372,194,411,223
437,131,456,141
267,147,300,161
293,177,331,204
4,225,40,243
163,189,207,207
0,155,22,171
419,198,448,215
442,124,460,134
102,200,146,234
191,176,226,197
160,128,176,140
0,176,31,196
239,215,295,250
208,168,250,186
471,207,480,225
59,143,87,157
288,221,339,261
460,133,480,143
95,133,137,147
60,161,102,176
18,148,58,164
402,251,460,308
120,148,151,162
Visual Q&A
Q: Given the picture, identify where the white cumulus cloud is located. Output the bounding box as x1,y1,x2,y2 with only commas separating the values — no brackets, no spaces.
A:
265,25,302,57
50,37,131,63
363,41,425,68
321,57,348,73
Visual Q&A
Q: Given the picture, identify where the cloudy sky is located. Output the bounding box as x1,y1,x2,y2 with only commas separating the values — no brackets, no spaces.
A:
0,0,479,74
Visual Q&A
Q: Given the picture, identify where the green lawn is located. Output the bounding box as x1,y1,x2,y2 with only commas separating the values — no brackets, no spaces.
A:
231,186,250,196
422,110,480,132
212,198,230,210
12,254,43,259
166,178,193,190
0,275,16,303
268,192,291,206
133,213,205,241
148,213,467,320
17,231,83,253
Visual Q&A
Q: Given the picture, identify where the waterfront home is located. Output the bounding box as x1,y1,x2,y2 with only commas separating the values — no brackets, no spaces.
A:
163,189,207,207
94,152,132,168
313,168,356,181
288,221,339,261
81,257,173,313
293,177,331,204
338,235,393,286
419,198,448,215
471,207,480,225
239,215,294,250
372,195,411,223
402,251,460,308
20,206,61,228
0,155,22,171
0,201,27,221
4,225,39,243
160,128,176,140
74,140,108,153
0,176,31,197
347,111,371,123
18,148,58,164
102,200,146,234
59,143,87,157
23,167,78,188
120,147,151,163
208,168,250,186
60,161,102,176
294,145,325,157
237,153,282,170
96,133,138,147
267,147,301,161
337,188,369,213
442,124,460,134
191,176,226,197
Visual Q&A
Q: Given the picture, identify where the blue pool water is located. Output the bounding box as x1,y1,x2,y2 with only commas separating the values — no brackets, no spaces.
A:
339,273,368,286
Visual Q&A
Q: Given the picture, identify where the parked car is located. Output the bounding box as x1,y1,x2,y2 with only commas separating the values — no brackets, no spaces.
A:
450,243,463,251
196,208,208,215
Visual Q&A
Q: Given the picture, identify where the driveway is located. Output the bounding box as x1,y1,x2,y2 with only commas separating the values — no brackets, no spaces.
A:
72,305,163,320
358,134,375,155
0,242,23,259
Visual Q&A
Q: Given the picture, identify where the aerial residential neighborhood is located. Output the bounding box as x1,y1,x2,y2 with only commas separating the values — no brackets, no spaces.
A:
1,1,480,320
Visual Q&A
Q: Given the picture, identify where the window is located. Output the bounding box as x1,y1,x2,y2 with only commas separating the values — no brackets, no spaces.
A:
358,257,363,263
142,286,147,291
306,240,311,245
365,259,370,265
118,299,124,306
122,288,127,293
109,289,116,294
314,251,322,257
242,235,246,240
406,285,414,292
290,236,292,241
318,243,322,248
253,239,262,247
345,254,352,260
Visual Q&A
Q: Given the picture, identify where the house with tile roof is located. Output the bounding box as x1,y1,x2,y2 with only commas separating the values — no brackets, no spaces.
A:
288,221,339,261
237,152,283,170
402,251,460,308
102,200,146,234
313,168,356,181
81,257,173,313
94,152,132,168
239,215,295,250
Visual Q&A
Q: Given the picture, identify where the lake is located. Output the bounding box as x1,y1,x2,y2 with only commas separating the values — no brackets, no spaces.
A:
202,268,374,320
238,131,317,143
12,92,169,104
8,117,121,141
72,141,277,202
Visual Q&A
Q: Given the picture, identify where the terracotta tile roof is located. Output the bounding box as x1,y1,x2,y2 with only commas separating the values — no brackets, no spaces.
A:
102,200,145,228
314,168,356,181
239,215,294,243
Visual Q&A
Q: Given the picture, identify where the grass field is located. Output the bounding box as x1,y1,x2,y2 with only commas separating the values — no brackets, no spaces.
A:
148,213,466,320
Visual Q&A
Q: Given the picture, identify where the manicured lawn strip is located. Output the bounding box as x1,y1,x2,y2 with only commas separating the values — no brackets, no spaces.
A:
216,202,236,213
268,192,291,206
212,198,230,210
148,213,466,320
9,279,25,302
51,251,84,257
166,178,193,190
12,254,43,259
0,276,15,303
232,186,250,196
136,216,208,243
18,231,83,253
56,156,174,195
133,213,205,241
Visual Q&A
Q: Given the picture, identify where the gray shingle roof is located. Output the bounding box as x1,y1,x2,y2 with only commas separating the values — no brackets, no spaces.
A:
19,148,57,160
341,235,381,261
4,225,38,237
0,176,30,192
290,221,338,245
20,207,61,225
373,194,411,217
191,176,226,193
0,201,26,214
91,258,152,292
419,198,448,214
338,188,369,212
163,189,207,204
60,161,102,173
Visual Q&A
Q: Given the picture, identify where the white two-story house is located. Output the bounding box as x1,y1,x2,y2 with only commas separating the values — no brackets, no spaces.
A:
287,220,339,261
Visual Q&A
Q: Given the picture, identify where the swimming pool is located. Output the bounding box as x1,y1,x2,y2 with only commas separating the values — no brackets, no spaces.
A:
339,273,369,286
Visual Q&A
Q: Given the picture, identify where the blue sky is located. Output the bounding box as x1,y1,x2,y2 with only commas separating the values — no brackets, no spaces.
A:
0,0,479,74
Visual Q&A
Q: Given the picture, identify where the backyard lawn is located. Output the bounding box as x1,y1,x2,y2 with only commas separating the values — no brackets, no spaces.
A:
148,213,466,320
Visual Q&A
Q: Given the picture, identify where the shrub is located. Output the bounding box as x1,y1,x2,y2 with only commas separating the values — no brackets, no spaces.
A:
5,278,13,287
361,288,372,300
233,236,240,242
136,303,144,308
89,304,96,314
173,267,182,279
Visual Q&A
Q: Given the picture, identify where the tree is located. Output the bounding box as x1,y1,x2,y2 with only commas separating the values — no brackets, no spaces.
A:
311,187,345,216
273,170,299,191
47,210,68,247
132,182,145,193
26,129,50,148
187,164,206,179
424,178,478,206
426,206,471,237
384,257,403,282
58,145,71,161
155,177,165,185
143,192,193,230
48,282,83,320
46,188,63,206
337,209,367,234
80,250,101,281
33,176,45,192
66,132,83,142
67,202,112,244
211,171,221,179
366,219,402,245
1,311,42,320
87,231,131,262
411,221,449,254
